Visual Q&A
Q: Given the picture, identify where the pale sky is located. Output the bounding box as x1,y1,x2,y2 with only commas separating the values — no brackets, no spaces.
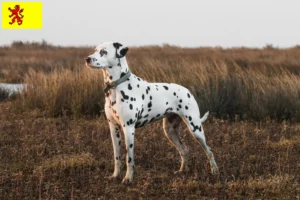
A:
1,0,299,48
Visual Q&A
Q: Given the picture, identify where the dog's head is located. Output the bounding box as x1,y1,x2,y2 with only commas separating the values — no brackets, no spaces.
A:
85,42,129,69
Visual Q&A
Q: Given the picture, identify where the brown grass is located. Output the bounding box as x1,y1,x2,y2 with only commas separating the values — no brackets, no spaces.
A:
3,43,300,121
0,42,300,199
0,101,299,199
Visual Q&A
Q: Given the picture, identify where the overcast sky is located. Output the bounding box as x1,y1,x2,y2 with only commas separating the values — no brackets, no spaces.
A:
1,0,299,48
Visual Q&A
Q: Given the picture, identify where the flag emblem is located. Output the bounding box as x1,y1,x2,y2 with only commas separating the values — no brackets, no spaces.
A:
2,2,42,29
8,5,24,25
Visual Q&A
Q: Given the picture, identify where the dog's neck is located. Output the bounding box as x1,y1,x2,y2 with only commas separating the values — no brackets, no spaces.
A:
101,58,130,84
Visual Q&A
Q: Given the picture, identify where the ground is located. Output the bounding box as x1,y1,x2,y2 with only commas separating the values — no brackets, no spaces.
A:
0,102,299,199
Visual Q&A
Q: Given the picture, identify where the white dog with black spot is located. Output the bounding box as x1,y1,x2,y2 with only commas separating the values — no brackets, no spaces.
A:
85,42,219,184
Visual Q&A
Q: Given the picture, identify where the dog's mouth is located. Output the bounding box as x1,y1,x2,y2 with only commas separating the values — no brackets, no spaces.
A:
85,63,104,69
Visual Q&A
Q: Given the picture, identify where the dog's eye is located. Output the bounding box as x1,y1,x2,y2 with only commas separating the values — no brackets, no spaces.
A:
100,49,107,57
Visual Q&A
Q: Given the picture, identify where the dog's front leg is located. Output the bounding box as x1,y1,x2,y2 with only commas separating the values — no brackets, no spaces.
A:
108,122,122,179
122,126,135,184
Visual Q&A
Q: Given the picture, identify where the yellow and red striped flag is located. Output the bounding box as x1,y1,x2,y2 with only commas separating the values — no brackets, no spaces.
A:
2,2,42,29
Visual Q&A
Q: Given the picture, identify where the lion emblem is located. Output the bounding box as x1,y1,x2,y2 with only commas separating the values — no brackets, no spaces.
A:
8,5,24,25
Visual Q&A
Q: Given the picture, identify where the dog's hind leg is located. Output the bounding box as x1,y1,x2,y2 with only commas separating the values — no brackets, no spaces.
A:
163,114,189,173
182,114,219,175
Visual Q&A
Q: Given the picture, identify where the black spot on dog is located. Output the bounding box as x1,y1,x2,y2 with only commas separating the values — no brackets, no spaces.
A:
116,133,120,138
109,76,113,80
150,96,152,100
137,78,141,81
178,104,182,108
163,86,169,90
127,119,135,126
120,72,126,78
129,104,133,110
165,107,172,113
166,102,169,105
137,84,140,88
179,99,182,103
148,101,152,108
148,109,151,112
121,99,124,102
177,108,179,111
185,106,189,110
130,144,133,148
121,90,129,100
156,114,160,117
130,97,134,101
144,114,149,118
150,117,155,122
190,122,202,132
189,116,192,121
128,84,132,90
113,42,122,49
128,157,132,163
135,122,141,128
142,94,145,100
187,93,191,98
137,108,144,120
173,92,176,96
146,87,150,94
141,119,148,127
132,132,135,135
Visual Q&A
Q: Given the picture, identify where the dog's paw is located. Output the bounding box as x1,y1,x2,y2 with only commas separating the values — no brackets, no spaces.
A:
122,177,132,185
174,166,189,174
211,166,219,175
174,169,186,175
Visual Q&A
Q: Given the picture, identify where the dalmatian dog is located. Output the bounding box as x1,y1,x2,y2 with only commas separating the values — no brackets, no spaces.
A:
85,42,219,184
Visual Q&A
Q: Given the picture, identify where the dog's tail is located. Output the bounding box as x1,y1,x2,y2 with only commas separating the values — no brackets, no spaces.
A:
200,111,209,123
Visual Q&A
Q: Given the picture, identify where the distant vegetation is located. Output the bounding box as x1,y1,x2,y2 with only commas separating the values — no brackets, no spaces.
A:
2,41,300,121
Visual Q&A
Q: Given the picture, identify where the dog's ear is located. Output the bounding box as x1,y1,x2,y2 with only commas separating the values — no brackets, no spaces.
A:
113,42,129,58
119,46,129,57
113,42,122,49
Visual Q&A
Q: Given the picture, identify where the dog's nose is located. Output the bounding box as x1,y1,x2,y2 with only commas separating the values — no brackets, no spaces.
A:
85,57,91,64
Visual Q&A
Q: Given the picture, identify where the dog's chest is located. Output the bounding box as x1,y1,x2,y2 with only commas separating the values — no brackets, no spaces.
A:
105,80,180,128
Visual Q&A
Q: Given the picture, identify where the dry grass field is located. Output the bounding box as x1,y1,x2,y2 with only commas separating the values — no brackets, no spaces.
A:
0,41,300,199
